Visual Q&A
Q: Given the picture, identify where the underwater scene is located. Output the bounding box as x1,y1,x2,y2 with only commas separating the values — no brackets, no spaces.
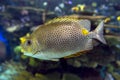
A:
0,0,120,80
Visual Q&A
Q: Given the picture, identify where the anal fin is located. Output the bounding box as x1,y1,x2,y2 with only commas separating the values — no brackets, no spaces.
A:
64,50,90,59
64,39,93,59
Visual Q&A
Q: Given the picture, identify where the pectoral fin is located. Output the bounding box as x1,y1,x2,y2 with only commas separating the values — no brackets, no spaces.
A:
79,20,91,31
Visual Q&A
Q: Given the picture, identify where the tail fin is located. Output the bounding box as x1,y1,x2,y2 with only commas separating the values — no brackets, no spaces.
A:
94,21,106,44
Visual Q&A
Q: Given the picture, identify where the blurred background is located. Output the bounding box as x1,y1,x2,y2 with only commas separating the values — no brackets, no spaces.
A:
0,0,120,80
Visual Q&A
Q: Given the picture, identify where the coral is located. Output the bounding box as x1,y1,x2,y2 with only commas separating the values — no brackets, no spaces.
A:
111,72,120,80
28,58,39,67
14,46,21,54
0,60,48,80
0,60,26,80
62,73,81,80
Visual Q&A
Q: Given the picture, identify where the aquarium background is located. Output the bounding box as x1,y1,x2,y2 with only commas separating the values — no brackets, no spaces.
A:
0,0,120,80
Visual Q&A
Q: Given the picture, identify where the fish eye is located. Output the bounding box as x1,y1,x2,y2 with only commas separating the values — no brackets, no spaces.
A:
26,40,32,46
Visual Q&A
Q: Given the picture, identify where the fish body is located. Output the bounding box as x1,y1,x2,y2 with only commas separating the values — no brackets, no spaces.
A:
20,17,106,60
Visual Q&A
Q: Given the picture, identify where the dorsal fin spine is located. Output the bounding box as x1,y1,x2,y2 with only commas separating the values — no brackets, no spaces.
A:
45,17,79,25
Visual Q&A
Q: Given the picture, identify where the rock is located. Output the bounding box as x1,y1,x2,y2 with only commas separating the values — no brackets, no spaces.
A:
112,72,120,80
62,73,81,80
46,72,61,80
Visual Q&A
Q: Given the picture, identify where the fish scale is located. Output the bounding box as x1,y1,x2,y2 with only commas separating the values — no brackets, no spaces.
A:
44,23,85,51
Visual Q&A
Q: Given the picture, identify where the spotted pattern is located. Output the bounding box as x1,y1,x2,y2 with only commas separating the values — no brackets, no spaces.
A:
27,19,92,59
39,22,88,53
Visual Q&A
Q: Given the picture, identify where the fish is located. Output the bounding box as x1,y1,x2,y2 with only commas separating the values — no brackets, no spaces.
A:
71,4,86,12
20,17,106,61
71,7,79,12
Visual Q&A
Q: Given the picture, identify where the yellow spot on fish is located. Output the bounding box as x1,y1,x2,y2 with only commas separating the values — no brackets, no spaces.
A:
20,33,30,44
117,16,120,21
81,28,89,36
20,37,26,44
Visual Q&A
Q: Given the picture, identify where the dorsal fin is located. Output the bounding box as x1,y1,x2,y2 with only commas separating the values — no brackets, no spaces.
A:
44,17,91,31
44,17,79,25
79,20,91,31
